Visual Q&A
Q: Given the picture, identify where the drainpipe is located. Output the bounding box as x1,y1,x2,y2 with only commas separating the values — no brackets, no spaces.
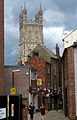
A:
29,68,32,104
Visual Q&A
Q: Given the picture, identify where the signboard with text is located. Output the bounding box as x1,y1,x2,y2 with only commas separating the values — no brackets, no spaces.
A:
11,88,16,95
0,108,6,119
37,78,42,85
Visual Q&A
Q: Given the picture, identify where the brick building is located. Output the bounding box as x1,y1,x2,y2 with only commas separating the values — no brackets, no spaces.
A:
61,43,77,119
25,44,61,110
25,55,51,109
4,65,37,120
4,66,37,106
0,0,5,94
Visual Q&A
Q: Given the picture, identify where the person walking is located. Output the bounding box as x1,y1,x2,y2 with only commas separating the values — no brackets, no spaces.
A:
40,103,45,120
28,103,35,120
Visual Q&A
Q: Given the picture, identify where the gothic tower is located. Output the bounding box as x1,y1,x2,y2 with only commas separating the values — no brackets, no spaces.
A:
19,4,44,64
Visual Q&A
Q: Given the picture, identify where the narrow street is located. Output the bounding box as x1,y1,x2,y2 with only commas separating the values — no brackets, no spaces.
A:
28,110,69,120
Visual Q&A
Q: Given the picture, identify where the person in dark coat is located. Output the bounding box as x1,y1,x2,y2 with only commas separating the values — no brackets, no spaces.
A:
28,103,35,120
40,103,45,120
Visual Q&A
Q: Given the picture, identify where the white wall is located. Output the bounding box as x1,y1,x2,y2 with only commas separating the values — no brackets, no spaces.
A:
63,29,77,49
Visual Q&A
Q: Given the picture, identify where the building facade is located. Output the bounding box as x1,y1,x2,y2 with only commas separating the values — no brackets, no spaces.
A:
0,0,5,94
19,5,44,64
25,55,51,109
4,65,37,120
61,44,77,119
25,44,62,110
4,66,37,105
62,29,77,50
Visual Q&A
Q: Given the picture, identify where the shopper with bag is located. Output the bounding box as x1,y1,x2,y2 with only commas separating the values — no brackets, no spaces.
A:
28,103,35,120
40,103,45,120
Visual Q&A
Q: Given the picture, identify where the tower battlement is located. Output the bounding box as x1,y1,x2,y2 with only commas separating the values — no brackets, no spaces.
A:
19,4,43,27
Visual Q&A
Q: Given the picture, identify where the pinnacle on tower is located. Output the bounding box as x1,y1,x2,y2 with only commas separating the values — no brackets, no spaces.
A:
36,8,38,16
21,6,23,12
38,3,43,24
19,4,27,27
39,3,42,13
19,6,23,17
35,8,39,22
23,1,27,14
40,2,42,11
19,6,23,24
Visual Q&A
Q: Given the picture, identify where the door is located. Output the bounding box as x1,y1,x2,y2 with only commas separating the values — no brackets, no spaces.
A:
0,95,7,120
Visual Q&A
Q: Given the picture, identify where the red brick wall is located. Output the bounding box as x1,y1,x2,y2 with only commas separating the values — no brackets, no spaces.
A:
67,47,76,119
4,67,30,99
0,0,5,94
62,47,76,119
25,56,50,88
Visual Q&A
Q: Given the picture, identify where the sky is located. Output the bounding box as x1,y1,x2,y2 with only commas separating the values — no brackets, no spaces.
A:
4,0,77,65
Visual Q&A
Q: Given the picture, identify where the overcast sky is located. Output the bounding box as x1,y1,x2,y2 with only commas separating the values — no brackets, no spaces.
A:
4,0,77,65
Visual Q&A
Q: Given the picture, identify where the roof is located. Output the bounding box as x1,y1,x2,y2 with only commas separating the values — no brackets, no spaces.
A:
4,65,37,71
63,29,77,40
62,43,77,60
29,44,57,59
43,46,57,59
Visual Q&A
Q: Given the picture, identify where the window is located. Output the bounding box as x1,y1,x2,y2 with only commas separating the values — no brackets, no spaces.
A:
31,72,36,80
33,52,39,56
46,66,50,74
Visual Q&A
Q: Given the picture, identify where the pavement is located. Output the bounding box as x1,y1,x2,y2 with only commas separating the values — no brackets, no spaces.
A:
28,110,69,120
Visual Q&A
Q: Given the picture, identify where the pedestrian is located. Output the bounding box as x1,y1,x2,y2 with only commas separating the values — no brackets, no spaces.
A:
40,103,45,120
28,103,35,120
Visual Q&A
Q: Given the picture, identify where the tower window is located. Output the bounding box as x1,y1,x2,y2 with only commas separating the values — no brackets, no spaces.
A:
33,52,39,56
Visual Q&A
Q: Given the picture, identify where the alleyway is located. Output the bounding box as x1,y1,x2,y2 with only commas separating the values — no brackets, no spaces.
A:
28,110,69,120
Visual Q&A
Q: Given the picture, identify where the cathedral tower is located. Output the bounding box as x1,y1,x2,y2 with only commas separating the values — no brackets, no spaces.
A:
19,4,44,64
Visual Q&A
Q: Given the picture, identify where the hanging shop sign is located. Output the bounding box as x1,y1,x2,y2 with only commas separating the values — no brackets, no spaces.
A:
37,79,42,85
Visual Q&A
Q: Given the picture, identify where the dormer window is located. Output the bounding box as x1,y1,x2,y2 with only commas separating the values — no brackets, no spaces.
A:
33,52,39,56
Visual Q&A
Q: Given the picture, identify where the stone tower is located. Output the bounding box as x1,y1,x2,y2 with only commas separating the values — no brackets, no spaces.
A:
19,4,44,64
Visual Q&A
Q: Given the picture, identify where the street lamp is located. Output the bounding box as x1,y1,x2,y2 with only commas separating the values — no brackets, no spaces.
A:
11,69,20,94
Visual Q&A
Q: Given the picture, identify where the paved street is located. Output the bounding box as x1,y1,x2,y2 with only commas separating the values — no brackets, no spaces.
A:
28,110,69,120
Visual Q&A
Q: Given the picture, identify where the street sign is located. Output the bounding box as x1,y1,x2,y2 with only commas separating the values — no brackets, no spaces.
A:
0,108,6,119
11,88,16,95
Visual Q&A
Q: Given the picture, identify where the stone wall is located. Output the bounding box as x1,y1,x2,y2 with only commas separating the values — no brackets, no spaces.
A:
19,7,44,63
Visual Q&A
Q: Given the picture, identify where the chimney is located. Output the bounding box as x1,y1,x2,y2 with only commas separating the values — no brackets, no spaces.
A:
56,43,60,58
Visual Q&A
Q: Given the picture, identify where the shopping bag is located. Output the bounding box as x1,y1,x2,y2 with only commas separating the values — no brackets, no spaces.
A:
45,109,48,114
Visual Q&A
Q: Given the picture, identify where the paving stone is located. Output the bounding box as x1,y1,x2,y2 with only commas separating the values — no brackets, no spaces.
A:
28,110,69,120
